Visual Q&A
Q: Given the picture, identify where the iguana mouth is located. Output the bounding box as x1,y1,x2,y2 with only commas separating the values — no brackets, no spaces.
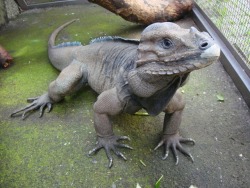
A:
138,61,199,76
135,54,201,76
136,44,220,76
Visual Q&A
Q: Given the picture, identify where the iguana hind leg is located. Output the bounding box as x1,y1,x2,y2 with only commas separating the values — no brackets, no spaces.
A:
154,90,195,165
89,87,133,168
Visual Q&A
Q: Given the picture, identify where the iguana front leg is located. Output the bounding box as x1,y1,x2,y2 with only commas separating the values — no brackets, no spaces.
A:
154,90,195,165
10,60,85,119
88,87,133,168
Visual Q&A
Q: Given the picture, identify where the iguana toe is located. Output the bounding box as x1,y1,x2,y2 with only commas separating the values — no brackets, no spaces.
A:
180,138,195,145
155,133,195,164
21,104,39,119
27,97,39,103
117,136,131,141
116,143,133,150
39,103,53,117
88,145,102,155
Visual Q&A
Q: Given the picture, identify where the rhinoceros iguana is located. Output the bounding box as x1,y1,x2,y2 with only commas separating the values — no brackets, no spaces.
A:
11,19,220,168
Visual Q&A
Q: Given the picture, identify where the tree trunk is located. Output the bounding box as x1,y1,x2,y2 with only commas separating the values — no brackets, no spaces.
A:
89,0,194,25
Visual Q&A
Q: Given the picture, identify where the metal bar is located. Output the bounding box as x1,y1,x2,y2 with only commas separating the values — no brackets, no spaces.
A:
16,0,84,10
192,3,250,108
15,0,28,9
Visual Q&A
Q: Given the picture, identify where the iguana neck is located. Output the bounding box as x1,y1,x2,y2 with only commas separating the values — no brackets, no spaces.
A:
127,70,177,98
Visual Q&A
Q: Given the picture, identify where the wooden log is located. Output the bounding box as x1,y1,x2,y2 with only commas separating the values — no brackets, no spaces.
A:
89,0,194,25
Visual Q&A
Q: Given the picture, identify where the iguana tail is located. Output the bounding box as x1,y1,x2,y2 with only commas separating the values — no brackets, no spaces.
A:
48,19,79,48
48,19,82,71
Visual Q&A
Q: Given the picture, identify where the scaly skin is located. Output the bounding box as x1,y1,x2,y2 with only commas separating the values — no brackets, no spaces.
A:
11,20,220,168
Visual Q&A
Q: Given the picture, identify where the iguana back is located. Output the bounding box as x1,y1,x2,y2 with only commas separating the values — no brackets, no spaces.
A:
48,19,139,93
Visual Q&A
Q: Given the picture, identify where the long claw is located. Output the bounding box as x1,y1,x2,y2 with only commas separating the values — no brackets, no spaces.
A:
108,158,113,168
189,154,194,163
21,105,39,119
154,140,164,150
176,143,194,162
180,138,195,145
39,104,46,117
119,152,127,161
117,144,133,150
175,155,179,165
115,151,127,161
10,103,35,117
105,149,113,168
22,110,29,120
162,150,169,160
88,145,102,155
171,146,179,165
47,103,52,112
118,136,130,141
162,142,170,160
27,97,39,103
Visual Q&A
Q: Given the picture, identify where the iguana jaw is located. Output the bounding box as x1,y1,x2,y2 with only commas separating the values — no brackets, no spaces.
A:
135,43,220,76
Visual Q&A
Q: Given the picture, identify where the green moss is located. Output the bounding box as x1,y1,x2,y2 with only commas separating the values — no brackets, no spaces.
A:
0,114,158,187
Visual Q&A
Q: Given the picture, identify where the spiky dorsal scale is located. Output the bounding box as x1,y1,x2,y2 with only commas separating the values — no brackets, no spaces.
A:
90,36,139,45
52,36,139,49
53,41,82,49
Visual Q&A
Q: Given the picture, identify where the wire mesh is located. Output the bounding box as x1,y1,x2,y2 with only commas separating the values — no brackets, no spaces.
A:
195,0,250,69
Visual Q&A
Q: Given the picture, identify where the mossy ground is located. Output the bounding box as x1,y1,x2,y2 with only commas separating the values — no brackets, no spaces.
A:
0,3,249,188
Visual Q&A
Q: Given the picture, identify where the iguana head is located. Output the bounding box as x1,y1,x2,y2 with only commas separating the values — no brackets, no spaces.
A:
136,22,220,75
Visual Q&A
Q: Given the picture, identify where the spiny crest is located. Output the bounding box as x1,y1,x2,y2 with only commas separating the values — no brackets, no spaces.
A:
143,22,181,34
90,36,139,45
54,41,82,48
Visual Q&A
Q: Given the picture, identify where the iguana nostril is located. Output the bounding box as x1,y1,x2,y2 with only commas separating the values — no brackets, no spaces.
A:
200,41,209,50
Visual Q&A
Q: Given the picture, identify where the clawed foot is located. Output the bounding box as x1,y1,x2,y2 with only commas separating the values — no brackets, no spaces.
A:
10,93,53,119
154,133,195,165
88,135,133,168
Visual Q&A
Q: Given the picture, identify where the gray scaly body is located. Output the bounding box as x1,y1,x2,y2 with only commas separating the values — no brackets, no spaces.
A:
11,19,220,168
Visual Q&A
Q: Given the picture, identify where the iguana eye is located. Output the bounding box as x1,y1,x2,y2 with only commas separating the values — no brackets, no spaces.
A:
161,38,173,49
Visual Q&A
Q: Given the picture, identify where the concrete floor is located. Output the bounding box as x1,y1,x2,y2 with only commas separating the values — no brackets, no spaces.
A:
0,3,249,188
